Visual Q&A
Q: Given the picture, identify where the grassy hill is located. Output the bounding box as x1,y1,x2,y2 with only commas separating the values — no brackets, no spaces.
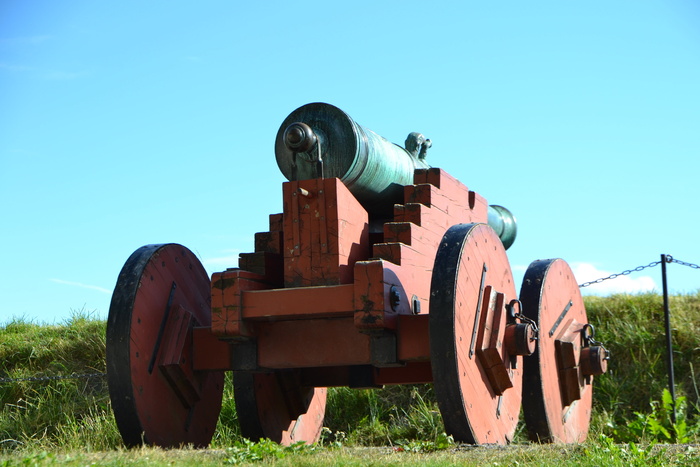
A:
1,293,699,461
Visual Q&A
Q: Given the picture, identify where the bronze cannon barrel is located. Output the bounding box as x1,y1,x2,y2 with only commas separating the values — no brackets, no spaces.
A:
275,102,430,216
488,205,517,250
274,102,516,248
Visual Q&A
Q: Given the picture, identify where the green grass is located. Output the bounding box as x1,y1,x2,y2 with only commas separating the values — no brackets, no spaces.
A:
1,293,700,463
585,292,700,441
1,442,699,466
0,311,118,451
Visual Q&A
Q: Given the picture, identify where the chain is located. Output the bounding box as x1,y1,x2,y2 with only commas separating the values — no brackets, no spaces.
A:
671,257,700,269
582,324,610,359
578,261,662,288
0,372,106,384
578,255,699,288
515,312,539,332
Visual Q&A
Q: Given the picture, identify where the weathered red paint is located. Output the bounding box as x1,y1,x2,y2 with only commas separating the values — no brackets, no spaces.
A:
282,178,369,287
128,169,598,446
192,326,230,371
107,244,224,448
429,223,522,445
107,105,607,448
520,258,597,444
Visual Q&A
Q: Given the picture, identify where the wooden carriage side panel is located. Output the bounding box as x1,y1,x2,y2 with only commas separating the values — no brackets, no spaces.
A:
358,168,491,334
283,178,369,287
373,168,487,274
418,183,486,223
353,255,434,332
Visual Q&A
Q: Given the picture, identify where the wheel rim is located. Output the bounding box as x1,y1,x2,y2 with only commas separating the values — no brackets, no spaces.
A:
107,244,224,447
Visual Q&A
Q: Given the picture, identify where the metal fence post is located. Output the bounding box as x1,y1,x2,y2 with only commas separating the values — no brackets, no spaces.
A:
660,253,677,425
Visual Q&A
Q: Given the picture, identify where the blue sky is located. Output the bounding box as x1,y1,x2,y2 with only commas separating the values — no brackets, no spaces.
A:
1,1,699,324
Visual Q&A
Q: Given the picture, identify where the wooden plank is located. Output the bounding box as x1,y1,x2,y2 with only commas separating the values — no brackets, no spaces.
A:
372,242,434,274
353,260,392,330
413,167,431,185
400,202,429,226
353,259,431,331
405,166,490,225
210,269,272,338
283,181,310,285
475,288,513,395
254,231,283,254
238,252,283,285
241,284,354,320
405,183,488,224
256,318,372,369
192,326,231,371
283,178,369,287
375,362,433,385
323,178,370,283
269,213,283,231
383,221,443,255
396,314,430,361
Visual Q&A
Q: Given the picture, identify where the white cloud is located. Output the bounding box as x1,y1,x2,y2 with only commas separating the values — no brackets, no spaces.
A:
50,278,112,294
572,262,657,295
202,250,241,272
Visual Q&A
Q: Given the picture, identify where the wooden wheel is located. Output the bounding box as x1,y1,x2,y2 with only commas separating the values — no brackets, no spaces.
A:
430,223,524,444
520,258,605,443
234,371,327,445
107,244,224,448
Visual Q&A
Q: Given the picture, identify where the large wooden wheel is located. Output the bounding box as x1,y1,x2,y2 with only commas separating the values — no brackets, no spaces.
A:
107,244,224,448
430,223,524,444
520,258,606,443
234,371,327,445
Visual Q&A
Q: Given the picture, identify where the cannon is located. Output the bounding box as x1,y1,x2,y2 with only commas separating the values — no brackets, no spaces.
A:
106,103,608,448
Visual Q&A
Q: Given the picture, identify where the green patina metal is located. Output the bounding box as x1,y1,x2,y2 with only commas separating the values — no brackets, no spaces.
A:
275,103,429,216
488,205,517,250
274,102,517,249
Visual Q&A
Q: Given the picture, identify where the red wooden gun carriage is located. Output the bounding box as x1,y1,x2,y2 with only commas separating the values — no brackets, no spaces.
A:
106,103,608,447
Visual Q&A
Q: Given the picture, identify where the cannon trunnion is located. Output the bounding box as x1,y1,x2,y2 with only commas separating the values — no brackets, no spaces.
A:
106,103,608,448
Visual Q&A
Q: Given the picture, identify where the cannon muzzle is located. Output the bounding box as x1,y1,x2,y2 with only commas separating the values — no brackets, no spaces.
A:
284,122,318,154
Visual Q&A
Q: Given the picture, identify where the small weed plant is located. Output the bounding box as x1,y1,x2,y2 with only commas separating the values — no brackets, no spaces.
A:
223,438,315,464
585,434,669,467
609,388,698,443
394,432,454,453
